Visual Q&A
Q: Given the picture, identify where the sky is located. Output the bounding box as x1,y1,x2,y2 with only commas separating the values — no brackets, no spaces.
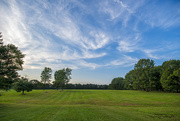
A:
0,0,180,84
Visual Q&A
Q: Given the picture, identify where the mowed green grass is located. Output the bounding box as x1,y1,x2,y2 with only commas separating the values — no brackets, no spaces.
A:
0,90,180,121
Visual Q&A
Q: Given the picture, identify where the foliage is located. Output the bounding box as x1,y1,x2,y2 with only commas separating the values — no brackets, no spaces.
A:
166,68,180,92
67,83,108,89
53,68,72,90
149,66,162,90
13,77,33,94
123,59,180,92
40,67,52,89
133,59,155,91
124,70,135,89
160,60,180,92
28,81,108,89
109,77,125,90
0,33,25,91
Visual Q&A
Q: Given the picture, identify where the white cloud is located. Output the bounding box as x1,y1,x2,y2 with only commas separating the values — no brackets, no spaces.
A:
117,33,141,52
114,0,134,14
75,60,100,69
0,1,32,48
1,0,179,75
136,1,180,28
88,31,110,50
143,49,160,59
107,55,138,67
99,0,145,27
99,0,131,24
0,0,110,71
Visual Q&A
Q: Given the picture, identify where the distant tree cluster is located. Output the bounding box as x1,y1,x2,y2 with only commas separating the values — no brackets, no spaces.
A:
109,59,180,92
67,83,108,89
26,82,108,90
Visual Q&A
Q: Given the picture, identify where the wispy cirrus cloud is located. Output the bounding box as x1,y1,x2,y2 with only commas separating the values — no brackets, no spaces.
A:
106,55,138,67
114,0,134,14
0,0,180,82
0,0,110,70
117,33,141,53
134,1,180,28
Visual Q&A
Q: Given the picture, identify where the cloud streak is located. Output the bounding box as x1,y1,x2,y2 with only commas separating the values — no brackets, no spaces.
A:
0,0,111,70
0,0,180,82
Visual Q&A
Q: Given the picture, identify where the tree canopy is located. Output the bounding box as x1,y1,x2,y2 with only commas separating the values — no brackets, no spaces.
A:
40,67,52,89
53,68,72,91
160,60,180,92
0,33,25,91
13,77,33,95
109,77,125,90
122,59,180,92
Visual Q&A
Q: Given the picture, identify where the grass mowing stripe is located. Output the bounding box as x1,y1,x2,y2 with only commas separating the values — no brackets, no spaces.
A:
20,90,56,104
45,91,61,105
42,90,60,105
0,90,180,121
48,91,76,121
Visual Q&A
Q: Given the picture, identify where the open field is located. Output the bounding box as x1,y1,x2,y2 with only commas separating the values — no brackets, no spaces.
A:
0,90,180,121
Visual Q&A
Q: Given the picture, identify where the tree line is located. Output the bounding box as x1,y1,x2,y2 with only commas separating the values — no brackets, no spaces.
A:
26,81,108,90
109,59,180,92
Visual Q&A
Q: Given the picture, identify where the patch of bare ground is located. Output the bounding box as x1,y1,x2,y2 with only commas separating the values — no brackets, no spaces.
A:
151,102,164,104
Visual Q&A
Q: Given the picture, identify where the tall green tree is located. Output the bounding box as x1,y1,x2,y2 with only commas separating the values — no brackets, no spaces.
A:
133,59,154,91
13,77,33,95
0,33,25,91
160,60,180,91
40,67,52,89
54,68,72,91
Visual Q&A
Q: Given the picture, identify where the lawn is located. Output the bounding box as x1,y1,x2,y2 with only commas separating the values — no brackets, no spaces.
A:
0,89,180,121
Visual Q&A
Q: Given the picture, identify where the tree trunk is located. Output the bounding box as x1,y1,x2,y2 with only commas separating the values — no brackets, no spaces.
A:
22,90,24,95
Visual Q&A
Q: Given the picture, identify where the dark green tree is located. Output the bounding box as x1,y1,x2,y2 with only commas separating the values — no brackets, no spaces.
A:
54,68,72,91
13,77,33,95
109,77,125,90
125,70,135,89
40,67,52,89
149,66,162,91
133,59,155,91
165,68,180,92
0,33,25,91
160,60,180,91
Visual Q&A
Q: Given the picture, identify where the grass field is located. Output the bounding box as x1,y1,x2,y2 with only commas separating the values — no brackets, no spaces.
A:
0,89,180,121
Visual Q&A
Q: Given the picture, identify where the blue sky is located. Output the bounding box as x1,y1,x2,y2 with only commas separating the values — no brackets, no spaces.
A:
0,0,180,84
